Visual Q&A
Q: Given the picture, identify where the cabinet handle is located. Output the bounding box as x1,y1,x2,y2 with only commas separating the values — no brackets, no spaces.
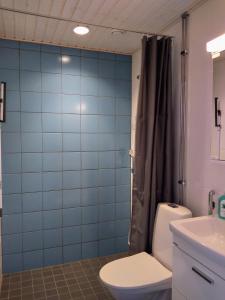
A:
192,267,214,285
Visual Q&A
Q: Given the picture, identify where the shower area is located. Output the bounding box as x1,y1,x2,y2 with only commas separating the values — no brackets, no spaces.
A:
0,39,131,273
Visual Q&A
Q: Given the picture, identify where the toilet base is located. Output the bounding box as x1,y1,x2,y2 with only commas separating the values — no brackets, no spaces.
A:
108,287,172,300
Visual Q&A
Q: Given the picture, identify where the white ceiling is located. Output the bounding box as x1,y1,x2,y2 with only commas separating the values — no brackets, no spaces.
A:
0,0,206,54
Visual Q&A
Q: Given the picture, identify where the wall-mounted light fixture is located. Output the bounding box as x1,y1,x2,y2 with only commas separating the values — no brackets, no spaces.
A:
207,33,225,58
0,82,6,122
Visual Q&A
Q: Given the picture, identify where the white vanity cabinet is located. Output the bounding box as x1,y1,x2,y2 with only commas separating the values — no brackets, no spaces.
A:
172,245,225,300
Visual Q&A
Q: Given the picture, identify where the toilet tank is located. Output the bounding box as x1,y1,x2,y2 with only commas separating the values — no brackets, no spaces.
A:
152,203,192,270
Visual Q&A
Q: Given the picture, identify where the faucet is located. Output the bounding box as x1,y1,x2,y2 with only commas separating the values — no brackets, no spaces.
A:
208,190,215,215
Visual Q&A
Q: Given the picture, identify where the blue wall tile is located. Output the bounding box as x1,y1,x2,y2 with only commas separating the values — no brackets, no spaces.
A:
99,221,115,239
22,133,42,152
0,39,19,48
3,194,22,214
23,230,43,251
21,112,42,132
44,247,63,266
3,253,23,273
82,241,98,259
2,112,20,132
63,226,81,245
23,211,42,232
2,153,21,174
81,115,98,133
2,133,21,153
82,224,98,242
43,190,62,210
20,71,41,92
43,172,62,191
2,214,22,234
62,74,80,94
116,202,130,220
21,92,42,112
99,204,115,222
81,96,99,114
63,133,80,151
99,60,115,78
41,45,60,53
3,233,22,254
62,55,80,75
99,238,115,256
62,114,80,132
81,170,99,188
41,52,61,73
62,207,81,227
99,169,115,186
20,50,40,71
1,41,131,272
99,151,115,169
42,113,62,132
63,171,80,189
63,244,81,263
63,152,81,170
6,91,20,111
42,93,61,113
63,189,81,208
42,73,61,93
43,210,62,229
3,174,21,194
116,236,129,252
82,206,98,224
20,42,40,51
43,153,62,171
116,185,130,203
81,57,98,77
0,47,19,69
23,250,43,270
116,219,130,237
99,186,115,204
81,152,98,169
22,173,42,193
44,228,62,248
81,77,98,96
62,94,80,113
43,133,62,152
116,98,131,115
81,134,99,151
22,153,42,172
81,188,98,206
22,192,42,212
98,97,115,115
0,69,19,90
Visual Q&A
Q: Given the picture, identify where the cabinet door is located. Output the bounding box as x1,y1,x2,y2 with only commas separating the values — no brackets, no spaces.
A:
173,246,225,300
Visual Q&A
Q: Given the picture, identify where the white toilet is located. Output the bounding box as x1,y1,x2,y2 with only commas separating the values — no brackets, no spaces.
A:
99,203,192,300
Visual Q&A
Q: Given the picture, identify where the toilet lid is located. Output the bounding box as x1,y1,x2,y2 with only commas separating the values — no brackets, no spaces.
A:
99,252,172,290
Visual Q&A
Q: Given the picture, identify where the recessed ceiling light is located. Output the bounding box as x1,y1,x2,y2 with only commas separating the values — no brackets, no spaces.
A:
73,26,89,35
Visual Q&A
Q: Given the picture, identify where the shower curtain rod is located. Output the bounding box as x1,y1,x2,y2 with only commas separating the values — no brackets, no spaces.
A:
0,6,174,39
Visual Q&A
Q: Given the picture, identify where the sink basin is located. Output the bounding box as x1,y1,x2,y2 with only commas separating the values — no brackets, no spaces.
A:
170,216,225,279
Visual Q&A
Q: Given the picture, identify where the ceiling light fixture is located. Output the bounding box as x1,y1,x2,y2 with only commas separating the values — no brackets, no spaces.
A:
73,26,89,35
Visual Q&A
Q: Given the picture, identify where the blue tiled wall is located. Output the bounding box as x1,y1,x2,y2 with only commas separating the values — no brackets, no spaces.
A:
0,39,131,273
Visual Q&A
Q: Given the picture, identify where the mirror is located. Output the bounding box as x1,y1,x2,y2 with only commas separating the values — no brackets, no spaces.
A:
211,50,225,160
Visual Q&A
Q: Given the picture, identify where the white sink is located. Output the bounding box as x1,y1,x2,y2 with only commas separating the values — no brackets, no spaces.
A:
170,216,225,279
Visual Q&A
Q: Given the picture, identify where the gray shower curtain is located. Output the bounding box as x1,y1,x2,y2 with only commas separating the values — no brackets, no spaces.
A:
130,36,175,253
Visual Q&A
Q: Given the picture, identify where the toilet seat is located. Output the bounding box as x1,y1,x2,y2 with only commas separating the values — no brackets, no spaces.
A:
99,252,172,291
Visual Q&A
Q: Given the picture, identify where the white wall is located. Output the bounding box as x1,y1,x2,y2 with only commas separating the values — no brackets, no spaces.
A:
132,0,225,216
184,0,225,216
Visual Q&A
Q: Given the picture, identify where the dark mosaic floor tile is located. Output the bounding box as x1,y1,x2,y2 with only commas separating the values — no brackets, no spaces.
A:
1,253,128,300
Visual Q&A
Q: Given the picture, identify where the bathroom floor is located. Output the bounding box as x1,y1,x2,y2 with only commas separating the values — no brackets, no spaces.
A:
0,253,127,300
